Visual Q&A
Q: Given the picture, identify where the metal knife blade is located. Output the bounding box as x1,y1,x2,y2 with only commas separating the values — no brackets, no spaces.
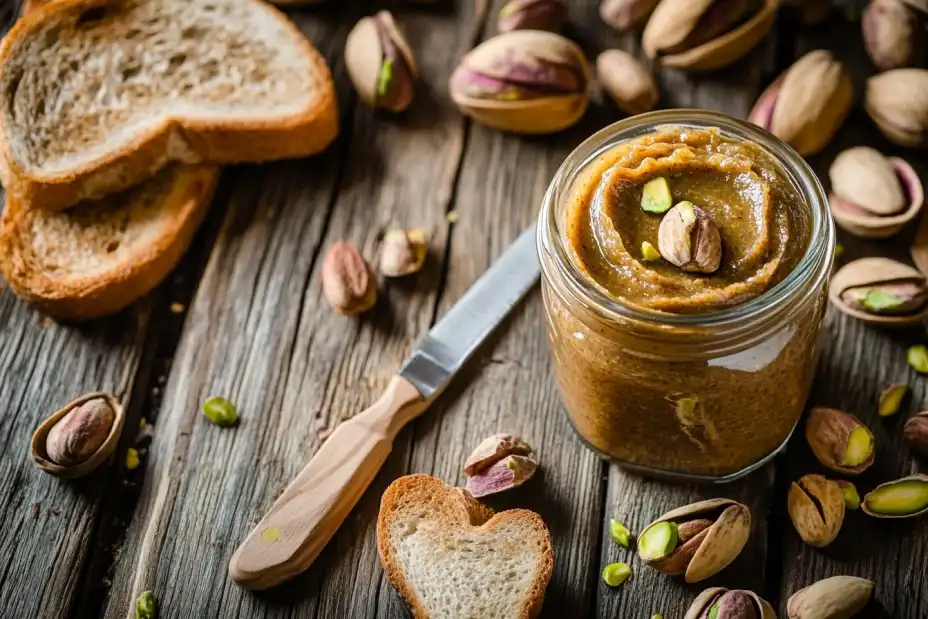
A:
399,222,540,398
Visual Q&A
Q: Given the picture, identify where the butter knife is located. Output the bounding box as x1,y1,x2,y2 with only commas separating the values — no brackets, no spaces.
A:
229,223,540,590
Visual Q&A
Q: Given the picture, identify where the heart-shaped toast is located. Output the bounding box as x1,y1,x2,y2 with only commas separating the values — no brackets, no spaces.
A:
377,475,553,619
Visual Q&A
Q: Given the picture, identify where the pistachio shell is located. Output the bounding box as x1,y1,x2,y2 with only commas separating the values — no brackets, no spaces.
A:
345,12,417,112
862,0,923,71
31,392,125,479
829,257,928,326
861,474,928,518
902,0,928,12
642,0,778,71
685,587,776,619
600,0,661,30
805,407,875,474
830,147,906,215
638,498,751,583
498,0,567,32
787,474,845,548
787,576,874,619
865,68,928,148
596,49,658,115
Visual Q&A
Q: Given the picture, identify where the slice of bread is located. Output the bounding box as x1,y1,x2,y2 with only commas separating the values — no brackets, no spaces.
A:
377,475,554,619
0,164,218,320
0,0,338,212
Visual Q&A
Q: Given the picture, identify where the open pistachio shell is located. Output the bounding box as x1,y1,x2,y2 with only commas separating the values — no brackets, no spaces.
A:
345,12,418,112
31,392,125,479
861,474,928,518
685,587,776,619
829,257,928,326
638,498,751,583
642,0,779,71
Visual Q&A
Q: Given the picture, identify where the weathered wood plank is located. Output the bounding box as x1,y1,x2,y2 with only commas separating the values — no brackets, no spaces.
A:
773,20,928,618
100,2,479,616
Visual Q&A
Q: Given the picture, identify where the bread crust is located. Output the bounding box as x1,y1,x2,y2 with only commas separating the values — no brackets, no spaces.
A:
0,165,219,321
377,475,554,619
0,0,338,212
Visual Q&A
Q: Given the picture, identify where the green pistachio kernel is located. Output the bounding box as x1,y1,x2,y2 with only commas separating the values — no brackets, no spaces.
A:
908,345,928,374
841,426,874,467
637,521,678,560
203,396,239,428
136,590,156,619
863,290,904,312
838,481,860,510
126,448,140,471
708,604,720,619
834,243,844,258
641,241,662,262
878,383,908,417
609,518,630,547
640,177,673,214
677,201,697,226
863,478,928,516
377,58,394,97
601,562,632,587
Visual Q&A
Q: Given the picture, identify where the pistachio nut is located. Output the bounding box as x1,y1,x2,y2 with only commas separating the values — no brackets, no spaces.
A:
786,576,874,619
135,590,156,619
909,344,928,373
641,0,778,70
828,147,924,238
449,31,590,134
863,0,927,71
609,518,631,547
601,561,632,587
463,433,533,475
202,396,238,428
637,498,751,583
345,11,418,112
861,474,928,518
804,407,875,474
498,0,567,32
748,50,853,156
903,411,928,456
31,392,125,479
788,474,846,548
321,241,378,316
837,480,861,510
829,257,928,326
464,454,538,497
380,229,428,278
600,0,661,30
641,241,662,262
878,383,908,417
596,49,659,116
684,587,776,619
781,0,831,24
865,68,928,148
657,201,722,274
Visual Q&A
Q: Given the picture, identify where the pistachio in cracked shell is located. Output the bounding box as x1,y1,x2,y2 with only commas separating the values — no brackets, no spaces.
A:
829,257,928,326
600,0,661,30
788,474,845,548
641,0,778,70
345,11,417,112
804,407,875,474
828,147,924,239
749,50,852,156
865,68,928,147
657,201,722,274
787,575,874,619
596,49,658,115
863,0,927,71
498,0,567,32
449,30,590,134
684,587,776,619
637,498,751,583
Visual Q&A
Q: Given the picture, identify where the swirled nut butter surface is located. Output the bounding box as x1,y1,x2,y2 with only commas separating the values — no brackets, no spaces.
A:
545,126,825,476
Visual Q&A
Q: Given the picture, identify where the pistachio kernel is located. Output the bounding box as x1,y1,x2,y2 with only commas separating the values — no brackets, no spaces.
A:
641,241,662,262
837,480,861,510
861,474,928,518
909,345,928,373
637,520,678,559
609,518,631,547
842,426,874,467
602,562,632,587
203,396,239,428
135,590,156,619
126,448,140,471
879,383,908,417
640,177,672,213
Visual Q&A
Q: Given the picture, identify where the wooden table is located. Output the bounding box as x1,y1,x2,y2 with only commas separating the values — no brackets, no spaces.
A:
1,1,926,617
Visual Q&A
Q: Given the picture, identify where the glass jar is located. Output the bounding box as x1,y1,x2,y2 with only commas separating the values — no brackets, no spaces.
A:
537,110,834,482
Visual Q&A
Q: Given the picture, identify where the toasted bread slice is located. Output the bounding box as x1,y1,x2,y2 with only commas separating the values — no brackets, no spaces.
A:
0,0,337,212
0,164,218,320
377,475,553,619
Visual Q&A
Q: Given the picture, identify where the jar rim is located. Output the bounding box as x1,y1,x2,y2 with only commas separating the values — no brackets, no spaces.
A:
537,109,834,338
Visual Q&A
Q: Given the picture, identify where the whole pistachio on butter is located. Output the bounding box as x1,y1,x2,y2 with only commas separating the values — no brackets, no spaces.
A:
596,49,658,116
380,229,428,278
345,11,418,112
642,0,778,70
805,407,874,474
684,587,776,619
321,241,378,316
861,474,928,518
903,411,928,456
828,147,924,239
600,0,661,30
787,576,874,619
863,0,927,71
637,499,751,583
788,474,845,548
865,68,928,148
749,50,852,156
498,0,567,32
829,257,928,326
657,201,722,274
449,31,590,134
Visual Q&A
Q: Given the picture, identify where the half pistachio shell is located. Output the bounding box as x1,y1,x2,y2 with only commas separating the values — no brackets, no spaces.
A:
31,392,125,479
865,68,928,148
829,257,928,327
787,576,874,619
684,587,776,619
345,11,418,112
637,498,751,583
449,30,590,134
642,0,778,71
861,474,928,518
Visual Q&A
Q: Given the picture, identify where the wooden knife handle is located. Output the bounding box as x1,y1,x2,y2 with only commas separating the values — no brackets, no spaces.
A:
228,375,428,590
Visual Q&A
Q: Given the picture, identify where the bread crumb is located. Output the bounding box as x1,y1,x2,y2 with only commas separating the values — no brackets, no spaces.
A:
170,302,185,314
446,211,459,223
